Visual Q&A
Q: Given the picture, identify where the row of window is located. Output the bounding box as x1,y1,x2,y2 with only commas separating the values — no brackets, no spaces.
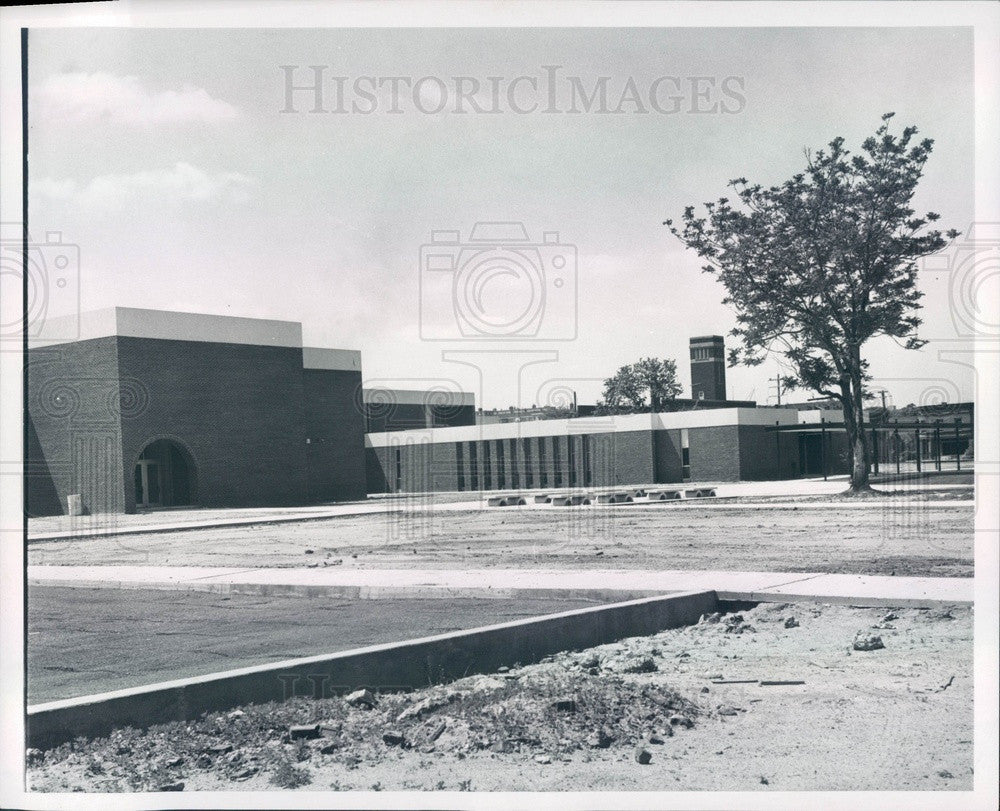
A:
388,429,694,491
453,435,594,492
690,346,723,361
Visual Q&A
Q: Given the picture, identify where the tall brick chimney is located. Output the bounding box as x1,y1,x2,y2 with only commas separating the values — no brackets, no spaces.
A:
690,335,727,401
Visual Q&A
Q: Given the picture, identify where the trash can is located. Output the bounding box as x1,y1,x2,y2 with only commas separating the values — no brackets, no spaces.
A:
67,494,83,516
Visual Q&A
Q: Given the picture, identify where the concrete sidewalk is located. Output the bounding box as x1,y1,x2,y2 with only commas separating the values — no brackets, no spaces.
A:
29,564,973,607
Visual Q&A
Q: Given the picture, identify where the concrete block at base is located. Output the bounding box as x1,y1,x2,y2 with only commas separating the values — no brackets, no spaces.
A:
647,490,682,501
596,493,633,504
506,496,526,506
551,495,589,506
67,495,83,516
488,496,526,507
26,590,718,750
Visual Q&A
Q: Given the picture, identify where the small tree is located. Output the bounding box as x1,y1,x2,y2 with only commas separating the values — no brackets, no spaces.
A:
665,113,958,492
598,364,642,414
598,357,682,414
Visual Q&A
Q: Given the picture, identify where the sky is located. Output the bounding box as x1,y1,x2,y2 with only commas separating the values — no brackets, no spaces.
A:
24,26,976,409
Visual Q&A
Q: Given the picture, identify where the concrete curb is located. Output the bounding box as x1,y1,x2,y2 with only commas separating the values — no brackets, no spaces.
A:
27,589,718,750
28,577,651,604
26,508,384,544
718,589,964,609
720,572,975,608
29,576,975,607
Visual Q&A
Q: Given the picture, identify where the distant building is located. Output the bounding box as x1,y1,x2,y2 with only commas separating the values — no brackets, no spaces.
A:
689,335,727,401
774,399,843,411
476,404,587,425
883,401,973,423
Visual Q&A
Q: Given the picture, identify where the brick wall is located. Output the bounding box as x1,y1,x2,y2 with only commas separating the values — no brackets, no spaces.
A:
366,423,853,494
687,425,741,481
369,429,655,494
26,339,125,516
366,420,858,497
26,419,62,516
424,441,458,492
737,425,800,480
366,403,427,433
365,446,390,493
653,429,684,483
587,430,655,486
439,405,475,428
303,369,367,502
116,336,309,511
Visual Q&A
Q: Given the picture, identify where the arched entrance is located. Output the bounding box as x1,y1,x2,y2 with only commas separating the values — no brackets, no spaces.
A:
134,439,195,509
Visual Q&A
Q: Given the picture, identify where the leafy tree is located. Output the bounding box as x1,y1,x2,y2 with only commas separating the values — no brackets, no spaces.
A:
598,365,642,414
597,357,682,414
665,113,958,491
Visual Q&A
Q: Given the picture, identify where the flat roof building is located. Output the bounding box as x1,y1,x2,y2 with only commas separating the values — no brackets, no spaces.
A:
27,307,367,515
27,307,870,514
365,407,850,494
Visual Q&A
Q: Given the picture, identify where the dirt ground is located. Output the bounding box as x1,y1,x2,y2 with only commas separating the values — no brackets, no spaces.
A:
27,601,972,793
27,587,598,703
29,501,974,577
24,472,973,538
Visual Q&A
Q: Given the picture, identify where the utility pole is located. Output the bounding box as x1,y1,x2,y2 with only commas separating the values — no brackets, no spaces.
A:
770,375,782,406
871,389,889,425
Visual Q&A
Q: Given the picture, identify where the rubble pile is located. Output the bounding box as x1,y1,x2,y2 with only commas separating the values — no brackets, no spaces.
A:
29,652,699,791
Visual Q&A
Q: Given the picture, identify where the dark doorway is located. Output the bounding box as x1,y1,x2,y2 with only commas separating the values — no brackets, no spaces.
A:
134,439,194,509
799,434,824,476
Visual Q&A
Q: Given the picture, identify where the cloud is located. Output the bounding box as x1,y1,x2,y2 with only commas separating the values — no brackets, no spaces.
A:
33,162,255,210
32,72,239,126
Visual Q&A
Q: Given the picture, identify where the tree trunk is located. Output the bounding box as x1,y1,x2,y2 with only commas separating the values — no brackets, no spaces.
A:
843,350,872,492
848,409,871,490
